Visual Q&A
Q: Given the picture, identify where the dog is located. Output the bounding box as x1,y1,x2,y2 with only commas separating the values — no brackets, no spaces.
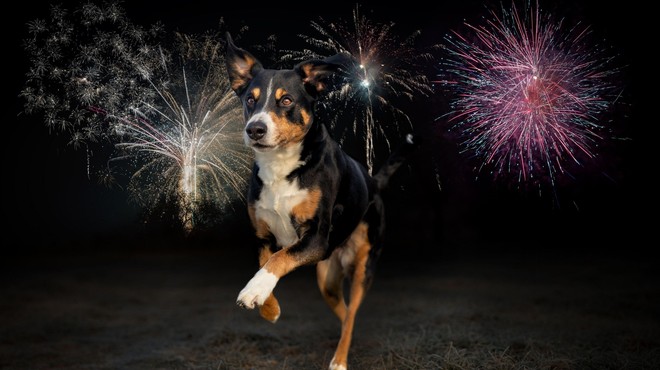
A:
225,33,417,370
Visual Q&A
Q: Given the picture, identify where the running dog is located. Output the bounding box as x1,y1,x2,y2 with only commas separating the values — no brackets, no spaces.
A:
225,33,417,370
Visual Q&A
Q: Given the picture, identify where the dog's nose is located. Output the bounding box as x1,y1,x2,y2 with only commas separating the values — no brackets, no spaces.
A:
246,121,267,140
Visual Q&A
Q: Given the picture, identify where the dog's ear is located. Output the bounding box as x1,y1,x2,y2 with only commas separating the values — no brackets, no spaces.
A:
294,52,353,96
225,32,263,95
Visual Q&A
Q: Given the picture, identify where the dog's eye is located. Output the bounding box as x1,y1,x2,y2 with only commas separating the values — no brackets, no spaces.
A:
280,96,293,106
246,96,256,107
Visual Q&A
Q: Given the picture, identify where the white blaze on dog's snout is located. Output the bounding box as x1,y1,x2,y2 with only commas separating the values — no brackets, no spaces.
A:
254,143,307,248
244,78,278,147
237,268,279,308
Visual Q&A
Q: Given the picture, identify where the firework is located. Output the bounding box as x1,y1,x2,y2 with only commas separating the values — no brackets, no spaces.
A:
281,4,434,174
21,2,252,232
437,0,620,188
105,33,252,232
20,1,165,148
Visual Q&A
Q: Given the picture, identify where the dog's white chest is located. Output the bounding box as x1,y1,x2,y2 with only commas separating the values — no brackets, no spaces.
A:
253,144,307,248
255,178,308,247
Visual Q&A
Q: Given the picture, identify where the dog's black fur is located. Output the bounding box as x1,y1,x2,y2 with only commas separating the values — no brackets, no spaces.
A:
225,33,416,370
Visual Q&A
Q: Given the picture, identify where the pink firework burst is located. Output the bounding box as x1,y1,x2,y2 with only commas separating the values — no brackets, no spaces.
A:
438,0,620,187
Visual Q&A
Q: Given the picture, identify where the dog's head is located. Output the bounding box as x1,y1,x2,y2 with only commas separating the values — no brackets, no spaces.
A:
225,33,349,152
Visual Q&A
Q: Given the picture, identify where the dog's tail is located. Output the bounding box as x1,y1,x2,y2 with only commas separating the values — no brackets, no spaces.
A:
373,133,419,190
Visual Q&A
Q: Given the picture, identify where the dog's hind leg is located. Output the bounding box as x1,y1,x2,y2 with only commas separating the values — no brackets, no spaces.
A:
257,246,281,323
317,252,347,322
329,222,373,370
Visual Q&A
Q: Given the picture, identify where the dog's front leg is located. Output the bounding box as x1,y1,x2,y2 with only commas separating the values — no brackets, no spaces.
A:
237,234,328,310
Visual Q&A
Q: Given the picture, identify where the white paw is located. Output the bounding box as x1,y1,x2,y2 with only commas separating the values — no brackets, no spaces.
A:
329,357,346,370
329,363,346,370
236,269,278,309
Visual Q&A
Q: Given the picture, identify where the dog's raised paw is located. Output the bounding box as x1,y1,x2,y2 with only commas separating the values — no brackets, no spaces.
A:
236,269,279,309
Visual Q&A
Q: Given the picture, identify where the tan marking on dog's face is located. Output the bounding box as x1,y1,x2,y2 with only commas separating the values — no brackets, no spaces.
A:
291,187,322,223
275,88,287,100
250,87,261,101
248,204,270,239
300,109,312,125
270,110,309,146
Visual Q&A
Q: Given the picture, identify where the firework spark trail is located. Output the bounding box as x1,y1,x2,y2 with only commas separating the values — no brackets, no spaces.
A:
281,4,434,174
437,0,620,188
100,34,252,232
21,1,253,232
20,2,165,145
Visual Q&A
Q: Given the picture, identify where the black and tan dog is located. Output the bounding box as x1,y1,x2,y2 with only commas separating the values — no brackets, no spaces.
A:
225,33,416,370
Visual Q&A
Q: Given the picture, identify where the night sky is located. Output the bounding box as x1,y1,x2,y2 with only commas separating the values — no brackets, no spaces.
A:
6,0,642,260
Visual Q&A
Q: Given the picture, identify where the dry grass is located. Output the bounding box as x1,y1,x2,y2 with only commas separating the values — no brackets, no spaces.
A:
1,246,658,370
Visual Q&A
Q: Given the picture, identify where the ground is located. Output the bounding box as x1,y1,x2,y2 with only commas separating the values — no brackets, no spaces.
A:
2,235,658,370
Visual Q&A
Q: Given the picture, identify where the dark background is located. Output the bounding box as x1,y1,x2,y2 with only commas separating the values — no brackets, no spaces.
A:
5,0,643,263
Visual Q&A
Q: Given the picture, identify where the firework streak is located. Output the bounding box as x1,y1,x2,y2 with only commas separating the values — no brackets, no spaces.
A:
281,4,434,174
437,0,620,186
21,2,252,231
